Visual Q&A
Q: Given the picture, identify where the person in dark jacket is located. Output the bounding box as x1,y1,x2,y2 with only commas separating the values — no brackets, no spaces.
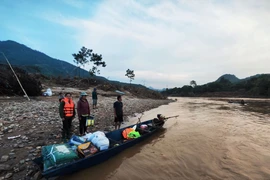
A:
92,88,98,109
59,93,76,140
152,114,165,127
58,92,64,102
77,92,90,135
113,95,123,130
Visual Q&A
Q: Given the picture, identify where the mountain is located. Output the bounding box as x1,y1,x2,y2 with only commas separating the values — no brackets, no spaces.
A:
216,74,240,83
0,40,106,80
163,73,270,97
241,74,262,81
148,86,166,92
216,74,269,83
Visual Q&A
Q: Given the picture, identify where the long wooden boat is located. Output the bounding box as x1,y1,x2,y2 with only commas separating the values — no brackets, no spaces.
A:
33,119,164,178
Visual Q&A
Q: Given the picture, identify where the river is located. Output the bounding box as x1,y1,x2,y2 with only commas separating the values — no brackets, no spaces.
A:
61,97,270,180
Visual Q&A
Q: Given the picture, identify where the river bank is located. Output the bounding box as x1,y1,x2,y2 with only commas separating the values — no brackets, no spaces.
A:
0,94,173,180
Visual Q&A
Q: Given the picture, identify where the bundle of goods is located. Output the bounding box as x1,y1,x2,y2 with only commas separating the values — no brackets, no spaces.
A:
62,131,109,159
69,135,86,146
138,124,150,134
122,125,141,140
42,143,79,171
86,131,110,151
140,124,148,130
66,134,99,158
77,142,99,158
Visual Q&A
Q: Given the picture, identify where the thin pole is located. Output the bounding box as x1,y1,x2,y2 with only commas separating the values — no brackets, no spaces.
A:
1,52,30,101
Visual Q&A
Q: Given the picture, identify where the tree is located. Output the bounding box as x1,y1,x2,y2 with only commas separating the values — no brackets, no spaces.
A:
72,46,92,77
190,80,197,88
125,69,135,84
72,46,106,77
181,85,193,96
89,53,106,76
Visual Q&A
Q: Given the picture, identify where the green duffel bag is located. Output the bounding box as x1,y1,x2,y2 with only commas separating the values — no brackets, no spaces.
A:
127,131,141,139
42,143,79,171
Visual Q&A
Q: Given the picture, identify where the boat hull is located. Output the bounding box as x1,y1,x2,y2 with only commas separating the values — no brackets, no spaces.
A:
33,119,162,178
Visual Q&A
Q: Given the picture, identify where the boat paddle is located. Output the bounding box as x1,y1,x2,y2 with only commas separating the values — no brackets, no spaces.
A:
151,115,179,129
164,115,179,121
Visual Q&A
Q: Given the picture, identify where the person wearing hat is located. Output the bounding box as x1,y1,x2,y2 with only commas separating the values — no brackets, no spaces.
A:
152,114,166,127
59,93,76,140
77,92,90,135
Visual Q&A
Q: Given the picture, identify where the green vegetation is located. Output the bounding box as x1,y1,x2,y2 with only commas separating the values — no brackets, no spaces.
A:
125,69,135,84
0,64,42,96
163,74,270,97
190,80,197,88
72,46,106,77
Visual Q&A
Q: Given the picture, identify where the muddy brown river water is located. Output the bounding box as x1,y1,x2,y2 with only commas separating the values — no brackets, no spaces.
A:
61,97,270,180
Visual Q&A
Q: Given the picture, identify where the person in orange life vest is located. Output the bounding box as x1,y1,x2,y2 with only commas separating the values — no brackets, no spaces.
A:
77,92,90,135
59,93,76,140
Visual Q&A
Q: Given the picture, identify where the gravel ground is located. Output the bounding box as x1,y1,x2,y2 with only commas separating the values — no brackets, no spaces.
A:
0,94,173,180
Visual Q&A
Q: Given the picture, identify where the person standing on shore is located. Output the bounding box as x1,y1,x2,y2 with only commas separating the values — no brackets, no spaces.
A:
77,92,91,135
59,93,76,140
113,95,123,130
58,92,64,102
92,88,98,109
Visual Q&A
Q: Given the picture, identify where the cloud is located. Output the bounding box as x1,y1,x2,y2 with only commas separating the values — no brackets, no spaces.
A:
40,0,270,88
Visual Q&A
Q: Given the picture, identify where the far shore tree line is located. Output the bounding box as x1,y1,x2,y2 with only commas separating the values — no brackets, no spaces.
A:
162,75,270,97
73,46,135,84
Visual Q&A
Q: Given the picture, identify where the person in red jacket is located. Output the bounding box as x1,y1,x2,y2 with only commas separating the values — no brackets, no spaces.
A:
77,92,90,135
59,93,76,140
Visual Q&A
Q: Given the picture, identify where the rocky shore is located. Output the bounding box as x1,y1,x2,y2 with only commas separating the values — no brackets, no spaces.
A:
0,94,173,180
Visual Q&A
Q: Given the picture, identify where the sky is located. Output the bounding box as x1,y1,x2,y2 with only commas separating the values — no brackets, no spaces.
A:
0,0,270,89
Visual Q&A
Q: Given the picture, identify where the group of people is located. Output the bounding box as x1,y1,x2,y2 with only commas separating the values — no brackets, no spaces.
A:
58,88,168,141
59,88,99,140
59,88,124,141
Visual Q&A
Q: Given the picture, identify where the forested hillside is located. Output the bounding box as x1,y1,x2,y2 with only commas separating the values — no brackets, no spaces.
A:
0,40,105,80
163,74,270,97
